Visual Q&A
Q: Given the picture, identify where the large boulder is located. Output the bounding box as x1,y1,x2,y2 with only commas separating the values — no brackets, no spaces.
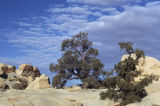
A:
7,65,16,74
5,72,21,89
0,63,15,75
121,54,160,81
12,83,27,90
12,78,28,90
0,64,7,75
16,64,41,79
26,74,50,90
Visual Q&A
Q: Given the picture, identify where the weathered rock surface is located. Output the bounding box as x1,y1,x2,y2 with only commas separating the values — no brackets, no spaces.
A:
0,83,160,106
0,77,6,88
26,74,50,90
12,78,28,90
5,73,22,89
0,63,49,90
121,54,160,81
17,64,41,79
0,88,115,106
0,63,15,76
7,65,16,74
127,92,160,106
145,80,160,94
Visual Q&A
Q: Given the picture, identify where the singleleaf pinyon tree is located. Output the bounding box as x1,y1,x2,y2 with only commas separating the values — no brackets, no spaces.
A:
100,42,157,105
50,32,106,88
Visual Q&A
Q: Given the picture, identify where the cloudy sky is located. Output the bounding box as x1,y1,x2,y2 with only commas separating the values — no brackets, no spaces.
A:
0,0,160,85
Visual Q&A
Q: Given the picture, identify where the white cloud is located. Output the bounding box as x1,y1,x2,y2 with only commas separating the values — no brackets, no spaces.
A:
77,1,160,65
67,0,141,6
48,6,88,14
18,21,33,27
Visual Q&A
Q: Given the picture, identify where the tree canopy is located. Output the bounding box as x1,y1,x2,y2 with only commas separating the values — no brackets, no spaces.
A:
50,32,106,88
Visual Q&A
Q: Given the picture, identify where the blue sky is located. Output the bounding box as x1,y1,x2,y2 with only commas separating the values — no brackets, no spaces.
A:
0,0,160,86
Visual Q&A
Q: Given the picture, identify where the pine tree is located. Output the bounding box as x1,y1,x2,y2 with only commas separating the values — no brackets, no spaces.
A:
50,32,105,88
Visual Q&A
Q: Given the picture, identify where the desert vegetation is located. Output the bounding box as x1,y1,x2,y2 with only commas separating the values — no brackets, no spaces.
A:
100,42,157,105
50,32,157,105
49,32,106,89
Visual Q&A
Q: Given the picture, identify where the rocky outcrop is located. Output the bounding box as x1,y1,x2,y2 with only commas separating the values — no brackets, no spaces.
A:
0,63,50,91
7,65,16,74
26,74,50,90
121,54,160,81
12,78,28,90
0,88,113,106
17,64,41,79
0,63,15,76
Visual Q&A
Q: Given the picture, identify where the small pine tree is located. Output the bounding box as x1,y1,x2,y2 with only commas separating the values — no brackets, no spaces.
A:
50,32,105,88
100,42,157,106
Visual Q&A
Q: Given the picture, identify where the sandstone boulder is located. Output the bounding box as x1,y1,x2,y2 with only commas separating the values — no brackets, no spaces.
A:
0,64,8,76
0,77,6,88
12,78,28,90
5,72,21,89
121,54,160,81
26,74,50,90
6,65,15,74
12,83,27,90
0,63,16,76
17,64,41,79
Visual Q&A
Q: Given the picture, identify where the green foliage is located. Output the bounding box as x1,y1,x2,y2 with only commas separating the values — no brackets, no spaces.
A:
100,42,156,106
50,32,105,88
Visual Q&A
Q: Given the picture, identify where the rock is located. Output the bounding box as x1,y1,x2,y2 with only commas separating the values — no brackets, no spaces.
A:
121,54,160,81
5,73,21,89
0,88,116,106
6,65,15,74
12,83,27,90
31,66,41,78
0,64,16,75
17,64,41,79
0,64,16,77
0,69,3,76
145,80,160,94
0,63,8,75
26,76,34,83
16,64,28,75
26,74,50,90
12,78,28,90
5,80,15,89
7,72,20,79
21,64,33,77
127,92,160,106
0,77,6,89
